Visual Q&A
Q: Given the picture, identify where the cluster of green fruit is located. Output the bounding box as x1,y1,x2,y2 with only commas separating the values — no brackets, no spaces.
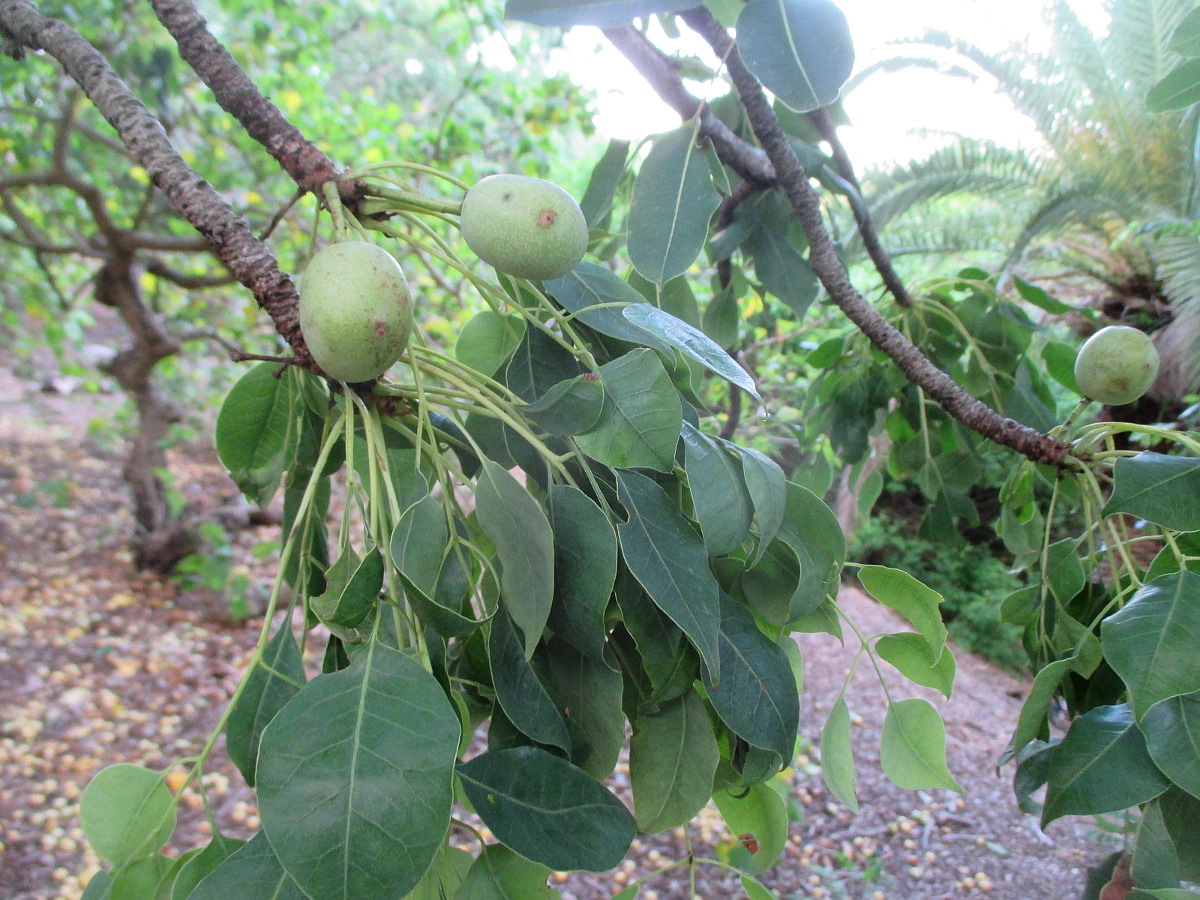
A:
299,174,587,383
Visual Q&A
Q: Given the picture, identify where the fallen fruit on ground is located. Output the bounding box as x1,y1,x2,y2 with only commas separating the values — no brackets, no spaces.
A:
460,173,588,280
1073,324,1160,406
299,240,413,382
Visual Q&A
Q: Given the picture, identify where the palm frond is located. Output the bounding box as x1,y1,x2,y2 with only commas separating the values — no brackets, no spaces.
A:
1146,225,1200,396
1002,183,1139,271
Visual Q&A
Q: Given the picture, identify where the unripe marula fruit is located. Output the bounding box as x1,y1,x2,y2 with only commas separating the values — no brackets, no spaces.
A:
460,174,588,281
1073,324,1159,406
299,241,413,383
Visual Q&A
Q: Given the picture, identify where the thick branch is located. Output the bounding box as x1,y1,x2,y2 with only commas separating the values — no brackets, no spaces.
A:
680,8,1069,465
808,108,912,308
147,0,361,204
603,25,774,186
0,0,314,367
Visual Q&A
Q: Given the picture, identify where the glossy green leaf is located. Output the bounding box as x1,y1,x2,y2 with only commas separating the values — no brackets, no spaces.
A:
1102,571,1200,718
624,305,763,405
457,747,636,872
505,0,700,27
575,350,682,472
1105,453,1200,533
630,689,719,832
546,485,617,659
735,0,854,112
681,423,753,557
617,470,721,681
544,262,669,352
456,844,556,900
628,124,720,284
875,633,955,698
1041,704,1171,826
1148,59,1200,112
819,696,858,812
1132,799,1182,891
170,833,246,900
880,698,962,792
215,362,297,506
476,458,555,657
489,609,571,752
546,640,626,779
225,621,305,788
456,311,524,378
858,565,947,659
705,593,798,761
256,639,461,900
80,764,176,865
712,780,789,874
503,325,590,402
189,832,306,900
521,375,605,435
1006,657,1075,762
1142,690,1200,798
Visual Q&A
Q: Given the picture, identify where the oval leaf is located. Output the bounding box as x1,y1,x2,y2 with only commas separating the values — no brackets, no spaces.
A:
575,350,683,472
547,485,618,659
489,609,572,753
457,747,636,872
681,423,754,557
880,698,962,792
80,764,176,866
712,780,789,874
1142,690,1200,798
215,363,298,506
874,633,955,698
190,831,306,900
630,689,720,832
1105,452,1200,533
735,0,855,113
628,124,721,284
256,639,461,900
820,696,858,811
858,565,947,659
544,262,669,352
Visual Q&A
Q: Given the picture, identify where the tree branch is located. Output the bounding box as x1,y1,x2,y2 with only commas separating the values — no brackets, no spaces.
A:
807,108,913,308
679,8,1070,466
0,0,314,368
147,0,362,205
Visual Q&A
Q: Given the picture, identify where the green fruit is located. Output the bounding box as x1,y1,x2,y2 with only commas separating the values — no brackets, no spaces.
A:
299,241,413,383
460,174,588,280
1074,324,1159,406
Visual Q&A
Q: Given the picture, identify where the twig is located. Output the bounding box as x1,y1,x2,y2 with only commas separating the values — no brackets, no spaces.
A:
679,8,1070,466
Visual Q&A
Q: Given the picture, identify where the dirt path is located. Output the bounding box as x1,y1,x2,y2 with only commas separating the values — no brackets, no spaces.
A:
0,370,1111,899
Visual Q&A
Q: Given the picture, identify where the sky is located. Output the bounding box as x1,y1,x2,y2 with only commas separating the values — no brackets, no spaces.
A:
549,0,1110,169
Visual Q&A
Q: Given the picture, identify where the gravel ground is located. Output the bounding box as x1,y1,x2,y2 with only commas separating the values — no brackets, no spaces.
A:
0,369,1113,900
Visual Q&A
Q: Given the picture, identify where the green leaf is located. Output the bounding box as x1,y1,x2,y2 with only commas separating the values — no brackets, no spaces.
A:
743,207,818,317
874,633,955,698
1006,657,1075,762
457,747,636,872
681,424,753,557
476,459,555,657
311,545,384,628
617,470,721,681
521,375,605,435
1046,538,1087,603
546,485,617,659
489,609,572,752
544,262,669,352
624,304,763,405
1160,786,1200,882
215,362,297,506
705,593,798,761
170,833,246,900
1170,6,1200,55
630,689,720,832
505,0,701,28
1132,799,1182,891
1041,704,1171,826
628,124,721,284
456,311,524,378
189,832,306,900
740,875,777,900
1102,571,1200,718
735,0,854,113
712,779,789,874
880,698,962,792
1042,341,1082,394
1142,690,1200,798
109,854,171,900
1148,59,1200,112
1105,453,1200,533
575,350,682,472
858,566,947,659
1013,276,1073,314
256,638,461,900
546,640,626,779
728,443,787,565
391,497,478,638
225,622,305,787
456,844,556,900
80,764,176,865
580,138,630,228
819,696,858,812
400,842,473,900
